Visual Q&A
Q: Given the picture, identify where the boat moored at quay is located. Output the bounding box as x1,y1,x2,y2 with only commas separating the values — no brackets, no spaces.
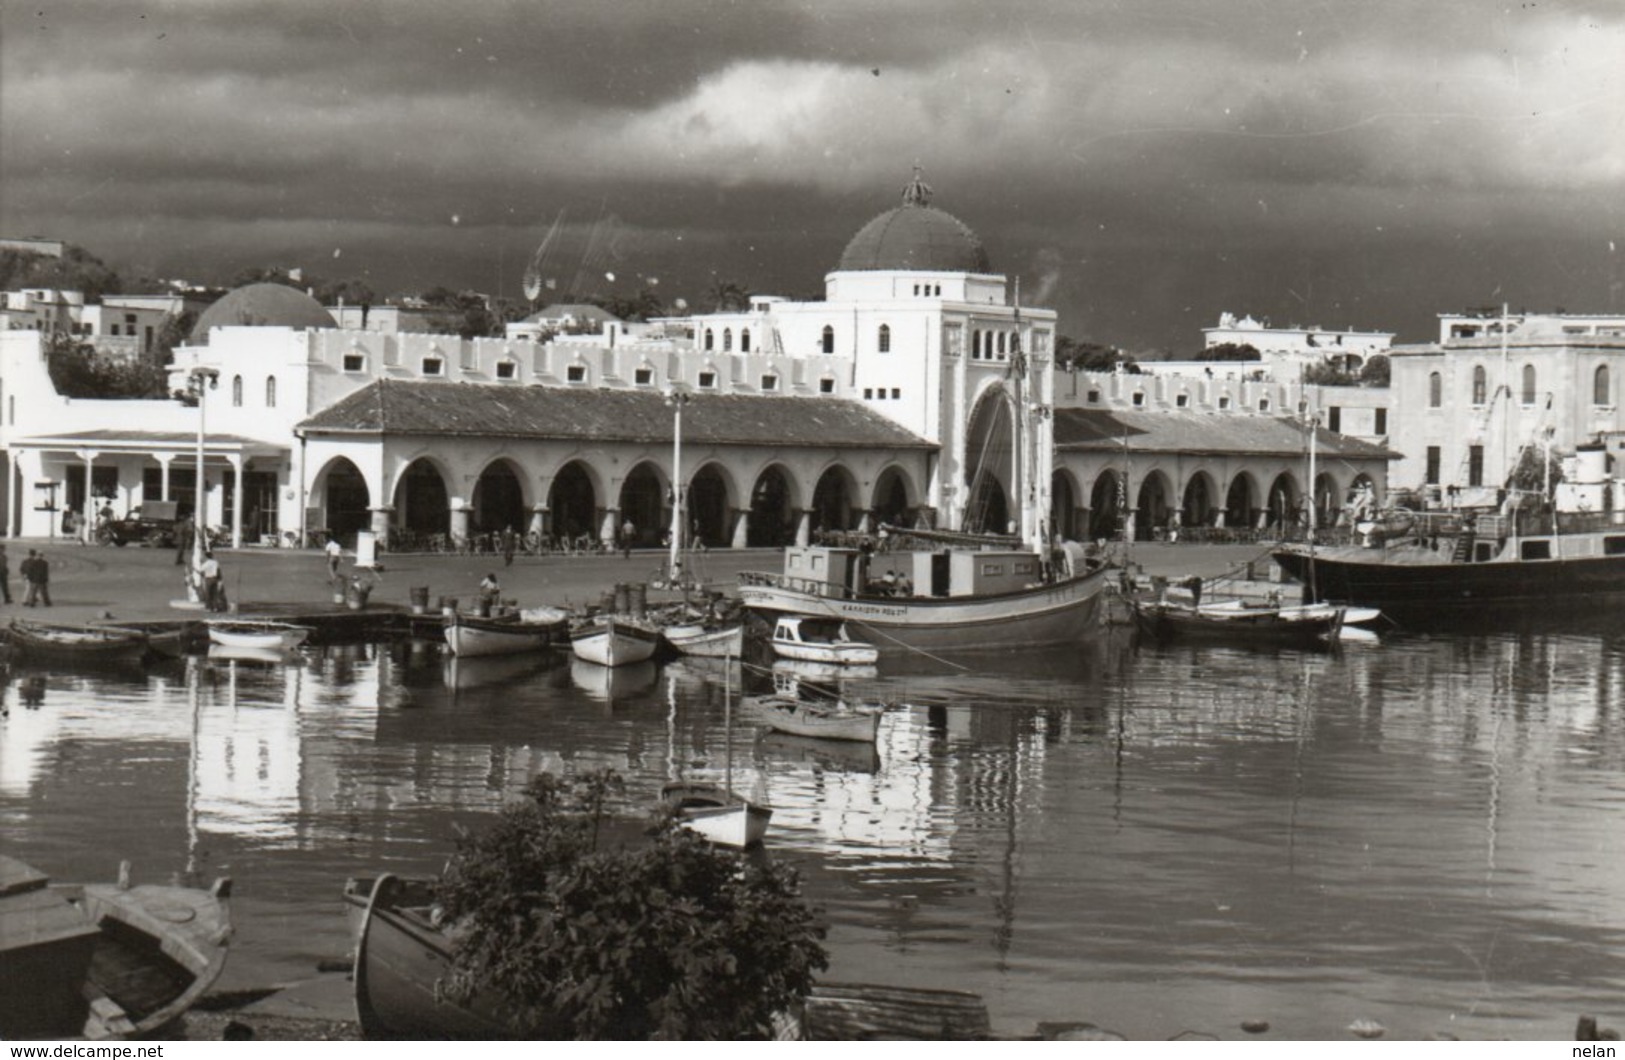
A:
739,535,1110,655
1273,508,1625,625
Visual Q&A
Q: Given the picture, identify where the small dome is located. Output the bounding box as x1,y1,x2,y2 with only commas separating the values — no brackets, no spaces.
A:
191,283,336,343
837,171,992,274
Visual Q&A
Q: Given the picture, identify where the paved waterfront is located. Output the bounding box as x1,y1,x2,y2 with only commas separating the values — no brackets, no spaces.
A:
8,539,1283,627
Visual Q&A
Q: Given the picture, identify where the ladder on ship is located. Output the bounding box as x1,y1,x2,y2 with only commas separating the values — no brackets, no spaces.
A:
1448,529,1475,563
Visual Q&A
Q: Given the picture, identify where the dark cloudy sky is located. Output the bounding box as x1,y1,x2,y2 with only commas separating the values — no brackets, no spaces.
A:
3,1,1622,351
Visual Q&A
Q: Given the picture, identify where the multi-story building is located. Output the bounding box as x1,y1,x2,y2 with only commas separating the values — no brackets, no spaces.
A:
1388,315,1625,506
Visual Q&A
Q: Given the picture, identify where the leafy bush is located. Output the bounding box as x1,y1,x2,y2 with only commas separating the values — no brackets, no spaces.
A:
434,771,828,1039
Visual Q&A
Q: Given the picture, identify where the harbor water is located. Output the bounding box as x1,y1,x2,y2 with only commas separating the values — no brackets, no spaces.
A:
2,622,1623,1040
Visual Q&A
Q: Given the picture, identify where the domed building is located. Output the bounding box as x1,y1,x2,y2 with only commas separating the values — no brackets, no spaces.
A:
191,282,337,343
836,172,992,275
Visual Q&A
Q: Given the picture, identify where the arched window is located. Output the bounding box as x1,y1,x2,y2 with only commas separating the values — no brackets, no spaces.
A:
1428,371,1442,408
231,375,243,407
821,325,834,354
265,376,277,407
740,328,751,353
723,328,733,353
1472,365,1487,406
1521,363,1536,405
704,329,715,351
878,324,891,353
971,329,981,360
1595,364,1612,406
997,332,1007,356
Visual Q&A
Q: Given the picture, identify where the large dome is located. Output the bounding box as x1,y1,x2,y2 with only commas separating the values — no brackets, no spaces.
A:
836,172,992,274
191,282,336,343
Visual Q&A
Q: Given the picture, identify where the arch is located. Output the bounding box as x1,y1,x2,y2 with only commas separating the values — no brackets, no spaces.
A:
740,327,751,353
878,323,891,353
1089,469,1124,539
1521,363,1536,405
393,457,450,536
1224,472,1257,531
1346,472,1379,523
1180,470,1218,529
963,382,1016,534
618,461,667,548
231,374,243,407
811,464,861,534
686,462,733,548
1266,472,1301,535
871,465,914,528
747,464,797,547
472,459,527,535
1472,364,1487,405
1312,471,1341,529
971,328,982,360
1595,364,1611,406
313,456,370,546
548,460,598,544
1135,470,1173,541
265,375,277,407
723,328,733,353
820,325,835,354
1051,469,1081,541
704,328,715,352
1429,371,1442,408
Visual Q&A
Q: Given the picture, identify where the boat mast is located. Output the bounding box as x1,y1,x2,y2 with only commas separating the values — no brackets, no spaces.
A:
666,382,691,593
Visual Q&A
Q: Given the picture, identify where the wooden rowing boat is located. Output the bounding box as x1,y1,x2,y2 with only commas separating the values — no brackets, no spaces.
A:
769,616,879,666
1131,598,1344,648
206,619,311,651
660,781,772,849
0,857,231,1040
4,620,149,665
741,693,883,743
569,616,661,668
660,622,744,658
443,609,567,657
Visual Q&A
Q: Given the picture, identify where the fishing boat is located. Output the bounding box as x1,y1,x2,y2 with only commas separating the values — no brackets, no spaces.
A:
206,619,311,651
1274,514,1625,624
348,875,987,1039
661,621,745,658
1198,598,1383,628
1131,598,1344,648
4,620,149,665
101,620,200,659
769,616,880,666
569,616,661,668
741,692,883,743
443,607,568,657
0,857,231,1040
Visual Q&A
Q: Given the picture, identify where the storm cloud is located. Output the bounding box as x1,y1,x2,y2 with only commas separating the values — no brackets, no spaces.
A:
3,0,1621,350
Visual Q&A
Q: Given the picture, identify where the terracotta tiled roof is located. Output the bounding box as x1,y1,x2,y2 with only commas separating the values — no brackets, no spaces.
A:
298,380,936,449
1054,408,1397,460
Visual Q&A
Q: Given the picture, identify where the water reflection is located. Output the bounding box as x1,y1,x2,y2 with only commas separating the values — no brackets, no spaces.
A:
1,626,1622,1038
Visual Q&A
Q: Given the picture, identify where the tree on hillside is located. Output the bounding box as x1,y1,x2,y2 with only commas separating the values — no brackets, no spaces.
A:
1194,342,1261,362
1056,335,1135,372
45,332,168,399
707,278,751,313
419,287,518,339
0,245,123,301
435,770,827,1039
1358,354,1390,387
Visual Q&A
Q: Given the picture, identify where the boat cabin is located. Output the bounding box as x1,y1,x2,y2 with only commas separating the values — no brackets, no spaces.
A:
772,616,859,647
781,545,1047,599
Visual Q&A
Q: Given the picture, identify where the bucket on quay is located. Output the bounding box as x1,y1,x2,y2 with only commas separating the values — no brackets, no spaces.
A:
613,583,630,613
440,596,458,617
409,586,430,615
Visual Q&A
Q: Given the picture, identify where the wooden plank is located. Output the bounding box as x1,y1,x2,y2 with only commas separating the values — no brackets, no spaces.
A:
0,855,49,897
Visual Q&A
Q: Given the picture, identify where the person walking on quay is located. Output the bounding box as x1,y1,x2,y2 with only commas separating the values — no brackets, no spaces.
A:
325,536,343,584
23,549,51,607
620,517,635,560
0,542,12,605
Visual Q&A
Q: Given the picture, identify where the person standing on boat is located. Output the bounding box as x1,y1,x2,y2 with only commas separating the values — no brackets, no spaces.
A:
198,551,224,612
478,572,501,616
